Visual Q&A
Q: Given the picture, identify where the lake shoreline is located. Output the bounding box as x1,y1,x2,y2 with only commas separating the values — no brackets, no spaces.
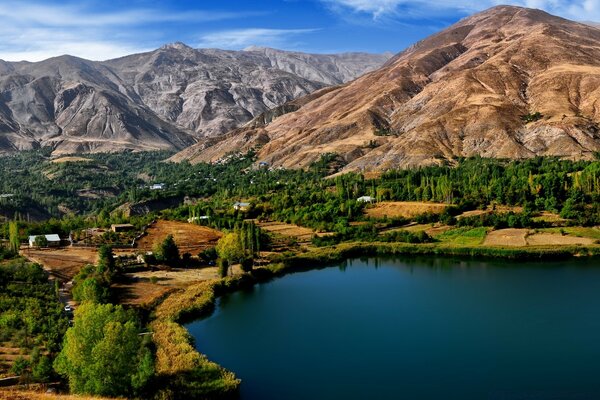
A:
149,241,600,398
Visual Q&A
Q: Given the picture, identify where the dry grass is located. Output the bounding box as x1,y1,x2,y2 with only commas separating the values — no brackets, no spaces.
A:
111,280,174,307
257,221,334,242
0,390,115,400
136,220,222,255
483,229,529,246
21,248,98,281
532,212,566,224
485,229,597,247
131,268,219,289
539,227,600,240
154,280,217,322
365,201,448,219
526,233,595,246
50,156,93,164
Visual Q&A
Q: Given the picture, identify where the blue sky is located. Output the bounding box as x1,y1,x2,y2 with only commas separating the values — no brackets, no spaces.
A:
0,0,597,61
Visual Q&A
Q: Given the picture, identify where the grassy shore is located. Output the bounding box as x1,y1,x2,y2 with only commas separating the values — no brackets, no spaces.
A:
148,239,600,398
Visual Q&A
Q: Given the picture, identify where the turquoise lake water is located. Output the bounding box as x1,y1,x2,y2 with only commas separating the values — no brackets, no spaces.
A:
185,256,600,400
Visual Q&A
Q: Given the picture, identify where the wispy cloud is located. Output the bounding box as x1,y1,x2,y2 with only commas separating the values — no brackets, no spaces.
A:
320,0,600,22
197,28,319,49
0,1,260,61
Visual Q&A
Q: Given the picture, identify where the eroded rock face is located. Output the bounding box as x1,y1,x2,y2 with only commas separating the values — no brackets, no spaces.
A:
172,6,600,171
0,44,390,154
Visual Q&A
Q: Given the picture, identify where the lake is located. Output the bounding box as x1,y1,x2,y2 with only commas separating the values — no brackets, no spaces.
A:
185,256,600,400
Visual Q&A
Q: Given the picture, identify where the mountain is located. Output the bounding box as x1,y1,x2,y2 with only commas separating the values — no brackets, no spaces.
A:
172,6,600,171
0,45,390,154
103,44,390,138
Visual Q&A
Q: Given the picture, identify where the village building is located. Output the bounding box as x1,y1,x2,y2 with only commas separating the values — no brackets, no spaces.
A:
233,202,251,211
150,183,165,190
28,234,61,248
111,223,135,233
357,196,375,203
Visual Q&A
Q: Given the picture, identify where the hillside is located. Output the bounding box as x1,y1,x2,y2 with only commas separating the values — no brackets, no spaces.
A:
172,6,600,171
0,45,389,154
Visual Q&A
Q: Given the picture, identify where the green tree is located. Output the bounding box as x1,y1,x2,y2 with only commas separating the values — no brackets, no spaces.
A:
8,221,19,253
54,303,154,397
96,245,116,278
154,235,180,266
72,277,110,304
34,235,48,248
216,232,244,265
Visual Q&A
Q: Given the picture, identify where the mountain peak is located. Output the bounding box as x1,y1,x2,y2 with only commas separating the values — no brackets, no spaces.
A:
159,42,193,51
173,5,600,171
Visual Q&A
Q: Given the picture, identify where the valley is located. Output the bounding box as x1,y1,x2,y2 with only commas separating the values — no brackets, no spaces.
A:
1,3,600,400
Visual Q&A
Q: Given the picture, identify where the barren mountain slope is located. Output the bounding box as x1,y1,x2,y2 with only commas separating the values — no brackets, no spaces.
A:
0,55,195,153
103,44,390,137
0,45,389,154
173,6,600,171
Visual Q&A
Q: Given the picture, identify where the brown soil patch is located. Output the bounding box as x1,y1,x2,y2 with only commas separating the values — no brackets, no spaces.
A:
128,268,219,289
112,279,174,307
50,156,93,163
526,233,595,246
483,229,528,247
136,220,222,255
365,202,448,219
257,221,332,241
21,248,98,281
484,229,597,247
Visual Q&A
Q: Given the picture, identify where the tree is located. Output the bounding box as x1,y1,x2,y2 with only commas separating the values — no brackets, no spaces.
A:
154,235,180,267
8,221,19,253
216,232,244,265
54,303,154,397
34,235,48,248
96,245,116,277
72,277,110,304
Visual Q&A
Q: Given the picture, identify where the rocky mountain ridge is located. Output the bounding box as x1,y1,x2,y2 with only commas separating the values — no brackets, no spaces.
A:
0,45,390,154
173,6,600,172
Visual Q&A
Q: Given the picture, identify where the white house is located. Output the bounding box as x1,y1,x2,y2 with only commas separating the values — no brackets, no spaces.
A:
150,183,165,190
28,234,61,248
188,216,210,223
357,196,375,203
233,202,251,211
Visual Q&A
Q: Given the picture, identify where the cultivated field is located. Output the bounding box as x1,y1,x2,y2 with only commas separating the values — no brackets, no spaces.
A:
483,229,528,246
365,201,448,219
112,279,174,307
484,229,597,247
21,247,98,281
136,220,222,255
257,221,317,242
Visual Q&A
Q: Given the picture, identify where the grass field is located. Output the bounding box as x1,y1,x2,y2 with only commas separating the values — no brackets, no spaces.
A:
538,227,600,240
365,201,448,219
437,227,489,246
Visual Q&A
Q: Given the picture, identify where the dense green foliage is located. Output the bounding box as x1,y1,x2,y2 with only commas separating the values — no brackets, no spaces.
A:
72,246,116,304
54,302,154,397
153,235,181,267
0,260,68,380
2,151,599,244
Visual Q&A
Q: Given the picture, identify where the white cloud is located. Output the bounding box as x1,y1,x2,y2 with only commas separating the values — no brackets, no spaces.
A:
197,28,319,49
321,0,600,21
0,1,260,62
